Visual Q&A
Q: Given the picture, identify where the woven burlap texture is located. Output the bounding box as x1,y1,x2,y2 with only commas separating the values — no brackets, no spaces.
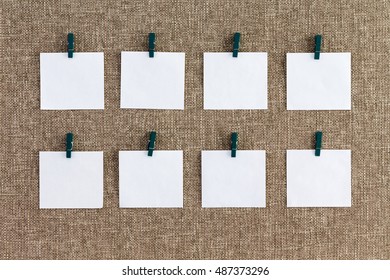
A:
1,0,389,259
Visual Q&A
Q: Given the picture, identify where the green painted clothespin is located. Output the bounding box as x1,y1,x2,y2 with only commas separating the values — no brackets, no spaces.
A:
66,133,74,158
148,131,156,156
231,132,238,157
314,34,322,60
67,33,74,58
149,33,155,58
233,33,240,57
315,131,322,156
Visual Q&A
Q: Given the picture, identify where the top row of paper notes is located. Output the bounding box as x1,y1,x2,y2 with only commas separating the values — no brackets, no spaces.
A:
40,51,351,110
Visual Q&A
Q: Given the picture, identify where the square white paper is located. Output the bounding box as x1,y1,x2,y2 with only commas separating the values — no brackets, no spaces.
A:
39,151,104,209
202,150,266,207
287,53,351,110
121,52,185,109
204,52,268,110
40,53,104,110
287,150,351,207
119,151,183,208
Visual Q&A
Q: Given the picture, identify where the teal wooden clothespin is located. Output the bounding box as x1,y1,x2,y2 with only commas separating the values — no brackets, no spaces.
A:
149,33,155,58
231,132,238,157
148,131,156,156
315,131,322,156
314,34,322,60
67,33,74,58
66,133,74,158
233,33,240,57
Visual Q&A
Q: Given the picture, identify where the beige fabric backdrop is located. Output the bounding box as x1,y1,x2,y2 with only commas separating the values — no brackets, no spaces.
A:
0,0,389,259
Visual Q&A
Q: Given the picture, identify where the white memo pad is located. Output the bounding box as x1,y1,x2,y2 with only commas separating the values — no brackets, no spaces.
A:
121,52,185,109
119,151,183,208
204,52,268,110
40,53,104,110
202,150,266,208
39,151,104,209
287,150,351,207
287,53,351,110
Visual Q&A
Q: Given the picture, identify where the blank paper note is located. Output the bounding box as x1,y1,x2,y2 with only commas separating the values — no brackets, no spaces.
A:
203,52,268,110
119,151,183,208
287,53,351,110
39,151,104,209
121,52,185,109
202,150,266,208
287,150,351,207
40,53,104,110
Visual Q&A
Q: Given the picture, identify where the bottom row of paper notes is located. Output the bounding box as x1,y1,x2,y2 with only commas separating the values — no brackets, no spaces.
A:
39,150,351,209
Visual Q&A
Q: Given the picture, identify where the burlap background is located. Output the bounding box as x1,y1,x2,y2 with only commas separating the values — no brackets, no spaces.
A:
0,0,389,260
